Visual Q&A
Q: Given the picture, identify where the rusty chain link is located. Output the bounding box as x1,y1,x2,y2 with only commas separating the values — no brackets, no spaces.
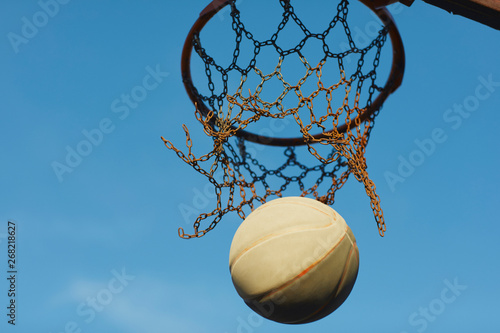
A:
163,0,391,238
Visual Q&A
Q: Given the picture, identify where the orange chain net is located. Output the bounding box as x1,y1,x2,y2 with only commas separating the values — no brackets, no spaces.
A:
162,54,386,238
161,0,403,238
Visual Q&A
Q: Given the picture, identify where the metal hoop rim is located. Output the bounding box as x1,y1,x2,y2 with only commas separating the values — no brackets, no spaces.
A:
180,0,405,147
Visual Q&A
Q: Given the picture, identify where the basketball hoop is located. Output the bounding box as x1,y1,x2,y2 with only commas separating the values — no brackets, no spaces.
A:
163,0,405,238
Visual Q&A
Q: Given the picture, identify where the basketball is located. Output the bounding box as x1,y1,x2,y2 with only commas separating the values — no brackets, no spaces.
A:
229,197,359,324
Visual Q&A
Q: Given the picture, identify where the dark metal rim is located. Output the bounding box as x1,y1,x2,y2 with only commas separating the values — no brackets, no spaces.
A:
181,0,405,147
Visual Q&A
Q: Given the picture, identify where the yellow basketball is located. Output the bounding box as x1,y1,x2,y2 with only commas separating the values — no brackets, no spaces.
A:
229,196,359,324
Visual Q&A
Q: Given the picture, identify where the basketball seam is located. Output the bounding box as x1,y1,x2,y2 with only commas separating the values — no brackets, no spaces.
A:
259,225,349,301
344,229,355,247
299,238,357,323
231,200,339,268
230,220,340,272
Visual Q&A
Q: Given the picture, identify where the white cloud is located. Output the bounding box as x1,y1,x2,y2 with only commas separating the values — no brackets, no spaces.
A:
104,275,210,333
46,273,210,332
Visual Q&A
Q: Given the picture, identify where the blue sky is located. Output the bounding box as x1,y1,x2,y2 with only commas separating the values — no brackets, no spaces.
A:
1,1,499,332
